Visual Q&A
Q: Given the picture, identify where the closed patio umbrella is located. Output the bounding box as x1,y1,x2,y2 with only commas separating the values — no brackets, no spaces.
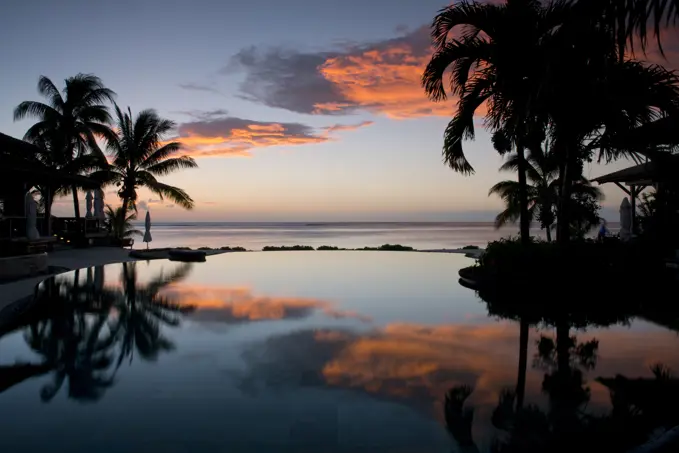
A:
619,197,633,241
25,192,39,240
85,191,93,218
143,210,152,249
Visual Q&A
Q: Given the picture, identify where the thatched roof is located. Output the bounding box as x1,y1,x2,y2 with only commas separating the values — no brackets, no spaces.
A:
606,116,679,152
592,154,679,186
0,132,98,187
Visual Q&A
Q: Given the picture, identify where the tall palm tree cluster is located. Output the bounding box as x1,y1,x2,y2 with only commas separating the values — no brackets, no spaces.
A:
13,74,197,234
423,0,679,244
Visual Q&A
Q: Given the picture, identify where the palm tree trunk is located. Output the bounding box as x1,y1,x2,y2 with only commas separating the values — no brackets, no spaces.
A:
545,225,552,242
45,188,53,237
515,319,529,410
71,185,80,219
556,146,573,245
517,144,530,245
119,197,130,237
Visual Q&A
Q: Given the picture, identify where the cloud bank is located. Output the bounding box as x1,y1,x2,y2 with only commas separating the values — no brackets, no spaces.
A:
226,27,452,119
174,116,373,157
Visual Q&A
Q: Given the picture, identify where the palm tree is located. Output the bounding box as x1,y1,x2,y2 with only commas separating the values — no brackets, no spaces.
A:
13,74,116,218
423,1,679,244
95,105,197,218
532,8,679,242
26,129,106,233
574,0,679,57
489,143,603,241
422,0,566,245
104,204,142,240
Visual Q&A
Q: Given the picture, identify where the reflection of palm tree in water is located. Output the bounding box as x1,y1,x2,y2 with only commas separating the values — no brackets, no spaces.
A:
444,323,599,451
113,262,195,368
444,322,679,452
23,269,119,402
15,263,194,402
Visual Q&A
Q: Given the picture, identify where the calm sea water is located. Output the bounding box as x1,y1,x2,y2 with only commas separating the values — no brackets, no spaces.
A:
135,222,617,250
0,252,674,452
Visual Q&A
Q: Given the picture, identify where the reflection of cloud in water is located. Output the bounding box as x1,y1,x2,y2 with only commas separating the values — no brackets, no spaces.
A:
235,322,679,435
236,324,521,414
160,284,372,324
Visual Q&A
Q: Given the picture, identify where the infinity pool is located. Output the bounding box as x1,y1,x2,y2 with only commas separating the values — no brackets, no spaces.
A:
0,252,677,452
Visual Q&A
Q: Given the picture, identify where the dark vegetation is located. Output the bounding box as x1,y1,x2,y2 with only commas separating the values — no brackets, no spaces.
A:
261,244,416,251
262,245,315,251
357,244,415,251
219,246,247,251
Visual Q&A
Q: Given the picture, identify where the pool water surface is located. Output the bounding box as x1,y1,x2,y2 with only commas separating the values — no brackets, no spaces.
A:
0,252,677,452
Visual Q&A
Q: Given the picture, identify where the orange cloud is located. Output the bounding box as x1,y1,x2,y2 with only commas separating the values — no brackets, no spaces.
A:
226,26,455,119
174,117,330,158
173,115,379,158
160,284,372,323
322,120,375,133
317,44,453,119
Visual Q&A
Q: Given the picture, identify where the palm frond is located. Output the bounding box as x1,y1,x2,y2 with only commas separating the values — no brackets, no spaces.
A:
431,2,503,49
141,175,195,210
494,205,521,229
145,156,198,176
37,76,65,110
441,77,492,175
13,101,61,122
142,142,184,167
489,180,521,199
422,38,490,101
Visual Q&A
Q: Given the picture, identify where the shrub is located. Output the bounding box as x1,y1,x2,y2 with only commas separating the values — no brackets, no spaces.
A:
462,245,480,250
358,244,415,251
470,236,671,326
220,246,247,251
262,245,314,251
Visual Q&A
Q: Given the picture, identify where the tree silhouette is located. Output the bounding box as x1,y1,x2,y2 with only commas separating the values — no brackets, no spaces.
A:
93,105,197,216
13,74,115,218
489,141,602,241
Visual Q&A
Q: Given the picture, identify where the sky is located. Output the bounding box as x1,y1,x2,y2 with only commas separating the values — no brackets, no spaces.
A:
1,0,678,221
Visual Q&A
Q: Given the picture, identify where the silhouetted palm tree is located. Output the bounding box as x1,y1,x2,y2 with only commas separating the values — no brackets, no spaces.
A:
104,204,141,240
25,130,105,233
95,106,197,216
423,0,562,245
13,74,116,218
489,143,602,241
575,0,679,56
424,1,679,244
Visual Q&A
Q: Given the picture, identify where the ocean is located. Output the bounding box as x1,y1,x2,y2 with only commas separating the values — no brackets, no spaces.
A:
134,222,615,250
